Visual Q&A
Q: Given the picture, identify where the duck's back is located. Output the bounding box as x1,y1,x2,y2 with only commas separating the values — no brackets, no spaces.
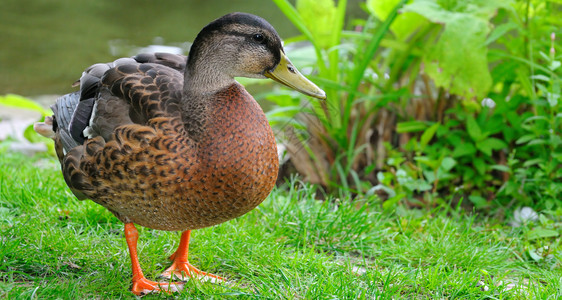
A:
52,55,279,231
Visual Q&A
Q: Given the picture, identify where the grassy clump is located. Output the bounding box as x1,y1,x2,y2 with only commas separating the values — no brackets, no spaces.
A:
0,152,559,298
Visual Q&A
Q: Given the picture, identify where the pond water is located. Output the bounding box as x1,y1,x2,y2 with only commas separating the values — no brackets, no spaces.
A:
1,0,365,97
0,0,291,96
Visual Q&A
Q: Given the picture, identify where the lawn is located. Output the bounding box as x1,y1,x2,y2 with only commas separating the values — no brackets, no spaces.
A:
0,151,560,299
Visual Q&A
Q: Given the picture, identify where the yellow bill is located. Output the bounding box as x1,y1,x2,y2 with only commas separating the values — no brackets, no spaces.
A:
265,51,326,100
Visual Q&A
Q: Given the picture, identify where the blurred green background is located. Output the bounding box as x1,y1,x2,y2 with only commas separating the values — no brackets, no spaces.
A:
0,0,363,96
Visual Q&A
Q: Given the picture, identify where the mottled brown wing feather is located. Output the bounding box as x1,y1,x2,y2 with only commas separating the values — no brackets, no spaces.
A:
101,63,183,121
62,61,184,201
133,53,187,73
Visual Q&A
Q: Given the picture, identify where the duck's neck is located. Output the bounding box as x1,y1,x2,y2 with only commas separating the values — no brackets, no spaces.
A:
183,55,237,96
180,58,240,140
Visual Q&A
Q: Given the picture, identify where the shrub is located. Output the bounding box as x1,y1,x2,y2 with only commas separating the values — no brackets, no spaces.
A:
269,0,561,211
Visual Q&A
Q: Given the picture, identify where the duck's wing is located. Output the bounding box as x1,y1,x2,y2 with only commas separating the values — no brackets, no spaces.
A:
90,59,184,139
133,52,187,73
52,54,185,151
39,54,186,199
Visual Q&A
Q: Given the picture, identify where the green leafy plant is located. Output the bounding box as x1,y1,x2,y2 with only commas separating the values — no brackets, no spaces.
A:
497,42,561,209
372,0,512,99
0,94,53,152
268,0,560,212
271,0,407,192
270,0,509,186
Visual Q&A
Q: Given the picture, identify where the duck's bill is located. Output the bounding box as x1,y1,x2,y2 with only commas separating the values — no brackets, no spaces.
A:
265,51,326,100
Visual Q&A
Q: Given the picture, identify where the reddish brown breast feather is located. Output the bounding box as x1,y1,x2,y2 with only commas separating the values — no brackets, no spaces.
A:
60,83,279,231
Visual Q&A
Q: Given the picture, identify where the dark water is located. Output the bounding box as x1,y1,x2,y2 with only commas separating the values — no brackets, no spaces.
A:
1,0,366,97
0,0,303,96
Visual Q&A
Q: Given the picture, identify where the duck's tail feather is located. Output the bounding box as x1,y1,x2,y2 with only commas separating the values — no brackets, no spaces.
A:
49,92,82,153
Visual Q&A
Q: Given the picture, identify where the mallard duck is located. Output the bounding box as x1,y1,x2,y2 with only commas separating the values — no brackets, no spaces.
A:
34,12,325,295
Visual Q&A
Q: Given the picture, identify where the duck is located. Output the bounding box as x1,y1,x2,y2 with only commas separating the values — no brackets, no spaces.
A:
34,12,325,295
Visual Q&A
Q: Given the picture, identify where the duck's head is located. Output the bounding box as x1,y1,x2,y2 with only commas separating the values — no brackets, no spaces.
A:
186,12,326,99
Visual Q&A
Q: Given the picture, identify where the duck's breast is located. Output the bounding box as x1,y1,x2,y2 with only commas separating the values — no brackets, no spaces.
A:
189,83,279,224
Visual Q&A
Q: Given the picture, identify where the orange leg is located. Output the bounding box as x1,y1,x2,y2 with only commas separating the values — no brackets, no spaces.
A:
161,230,225,283
124,223,183,295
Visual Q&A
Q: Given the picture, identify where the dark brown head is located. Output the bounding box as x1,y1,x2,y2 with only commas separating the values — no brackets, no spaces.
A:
186,12,325,99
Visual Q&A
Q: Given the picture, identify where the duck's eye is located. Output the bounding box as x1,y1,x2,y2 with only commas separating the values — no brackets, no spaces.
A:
252,33,265,43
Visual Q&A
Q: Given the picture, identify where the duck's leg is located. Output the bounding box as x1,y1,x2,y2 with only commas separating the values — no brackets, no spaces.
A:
161,230,225,283
124,223,183,295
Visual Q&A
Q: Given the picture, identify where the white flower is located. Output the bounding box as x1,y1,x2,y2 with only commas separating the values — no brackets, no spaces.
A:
510,207,539,227
481,98,496,108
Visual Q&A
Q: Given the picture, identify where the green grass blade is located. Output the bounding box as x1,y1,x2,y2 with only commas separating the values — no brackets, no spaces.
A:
349,0,406,96
272,0,327,73
328,0,347,80
344,0,406,127
271,0,313,41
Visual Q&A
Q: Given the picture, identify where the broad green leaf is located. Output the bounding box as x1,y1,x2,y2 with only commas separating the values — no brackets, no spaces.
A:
266,106,304,127
382,193,404,210
425,159,457,183
476,141,492,156
523,115,549,123
441,157,457,171
420,123,440,150
491,164,510,172
0,207,14,224
485,21,518,45
0,94,51,116
265,93,301,107
528,139,546,146
23,124,41,143
547,92,560,107
527,247,543,262
527,227,560,240
468,195,489,208
483,138,507,150
531,74,551,82
423,169,436,183
367,0,428,40
481,115,504,135
528,248,542,262
539,214,550,226
296,0,337,49
523,158,543,167
516,134,536,144
452,142,476,157
549,60,561,71
403,0,513,24
436,169,455,181
407,180,433,192
424,15,491,98
402,0,512,99
396,169,432,192
414,156,439,169
476,138,506,156
466,116,483,141
377,172,394,186
473,157,486,175
397,121,428,133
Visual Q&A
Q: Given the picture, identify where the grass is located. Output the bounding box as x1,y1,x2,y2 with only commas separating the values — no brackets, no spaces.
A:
0,151,560,299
